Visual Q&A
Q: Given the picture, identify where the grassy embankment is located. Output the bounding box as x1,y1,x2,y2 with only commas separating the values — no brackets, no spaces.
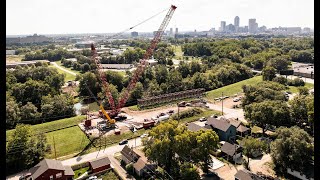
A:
6,116,88,159
206,75,314,101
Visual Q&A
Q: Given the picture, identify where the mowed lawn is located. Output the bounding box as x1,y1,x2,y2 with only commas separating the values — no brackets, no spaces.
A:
49,65,76,82
6,116,86,140
206,76,263,101
288,82,314,93
55,61,81,75
46,126,90,159
6,55,24,62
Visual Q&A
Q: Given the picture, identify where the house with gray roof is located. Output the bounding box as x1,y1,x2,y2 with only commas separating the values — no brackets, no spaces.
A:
205,117,237,142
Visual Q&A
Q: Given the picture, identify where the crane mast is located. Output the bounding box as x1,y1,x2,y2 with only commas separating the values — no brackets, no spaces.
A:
117,5,177,111
90,5,177,117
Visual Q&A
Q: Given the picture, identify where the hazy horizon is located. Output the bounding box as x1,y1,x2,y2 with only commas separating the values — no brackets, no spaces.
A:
6,0,314,35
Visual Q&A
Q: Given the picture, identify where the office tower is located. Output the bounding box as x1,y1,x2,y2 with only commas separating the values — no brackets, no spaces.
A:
234,16,240,27
220,21,226,32
249,19,257,33
175,28,178,34
234,16,240,32
131,31,138,37
226,24,235,32
170,28,173,36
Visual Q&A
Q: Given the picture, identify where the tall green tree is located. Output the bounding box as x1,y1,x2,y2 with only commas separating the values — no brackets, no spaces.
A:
78,72,100,97
270,126,314,175
262,66,276,81
6,100,20,129
20,102,42,124
6,124,48,174
244,100,292,134
241,137,267,170
180,162,200,180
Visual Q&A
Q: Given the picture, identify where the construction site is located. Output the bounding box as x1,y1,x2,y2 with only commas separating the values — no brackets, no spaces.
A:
75,5,183,139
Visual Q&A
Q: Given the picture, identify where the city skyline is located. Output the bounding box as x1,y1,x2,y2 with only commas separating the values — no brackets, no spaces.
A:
6,0,314,35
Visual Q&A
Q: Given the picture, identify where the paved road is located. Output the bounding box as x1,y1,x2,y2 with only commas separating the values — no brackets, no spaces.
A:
51,62,77,76
62,138,142,166
252,69,314,84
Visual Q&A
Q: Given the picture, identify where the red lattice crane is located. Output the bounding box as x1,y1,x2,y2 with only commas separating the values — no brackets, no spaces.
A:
91,5,177,117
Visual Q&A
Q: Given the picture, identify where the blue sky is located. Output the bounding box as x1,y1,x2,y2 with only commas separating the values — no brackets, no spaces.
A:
6,0,314,35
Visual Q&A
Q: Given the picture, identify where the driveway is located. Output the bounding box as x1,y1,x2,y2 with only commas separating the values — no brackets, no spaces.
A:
210,155,224,170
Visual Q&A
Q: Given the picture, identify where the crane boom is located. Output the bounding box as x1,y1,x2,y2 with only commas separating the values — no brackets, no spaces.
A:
116,5,177,111
89,5,177,117
91,44,117,114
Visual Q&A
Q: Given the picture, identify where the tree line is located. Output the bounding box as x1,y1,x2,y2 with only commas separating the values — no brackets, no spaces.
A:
6,64,75,129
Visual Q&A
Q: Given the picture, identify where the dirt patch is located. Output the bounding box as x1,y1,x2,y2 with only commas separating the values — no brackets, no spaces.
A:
213,97,242,109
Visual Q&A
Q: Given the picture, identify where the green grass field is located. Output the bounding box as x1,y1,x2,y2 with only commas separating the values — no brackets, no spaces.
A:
49,65,76,82
46,126,90,159
288,82,314,93
99,170,120,180
206,76,263,101
73,166,89,179
55,61,81,75
172,45,183,59
6,55,24,62
6,116,85,141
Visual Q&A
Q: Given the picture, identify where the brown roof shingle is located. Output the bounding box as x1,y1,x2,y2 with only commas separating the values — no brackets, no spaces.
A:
220,142,237,156
30,159,67,179
89,156,111,169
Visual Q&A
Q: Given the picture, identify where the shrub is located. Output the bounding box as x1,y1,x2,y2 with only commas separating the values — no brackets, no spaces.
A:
288,78,305,86
171,108,203,120
272,76,288,85
125,163,134,175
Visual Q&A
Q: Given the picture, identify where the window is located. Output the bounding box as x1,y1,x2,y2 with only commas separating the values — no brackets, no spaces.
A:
56,172,63,178
50,175,54,180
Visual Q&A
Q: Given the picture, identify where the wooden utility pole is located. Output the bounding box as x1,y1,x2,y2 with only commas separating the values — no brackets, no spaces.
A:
53,136,57,160
177,103,180,120
222,92,224,115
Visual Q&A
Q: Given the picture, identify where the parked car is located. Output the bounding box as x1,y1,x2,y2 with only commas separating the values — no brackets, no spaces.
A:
140,133,148,138
87,176,97,180
119,139,128,145
167,110,174,114
19,173,32,180
233,98,240,102
210,114,218,118
178,101,186,107
199,117,207,122
186,103,192,106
